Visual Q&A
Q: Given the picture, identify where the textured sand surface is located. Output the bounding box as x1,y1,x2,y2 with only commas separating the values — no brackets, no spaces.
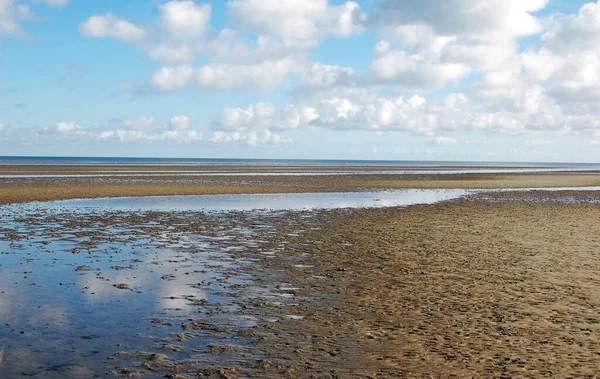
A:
244,192,600,377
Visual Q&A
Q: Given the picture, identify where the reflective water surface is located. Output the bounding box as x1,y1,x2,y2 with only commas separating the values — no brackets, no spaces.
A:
0,210,274,377
10,189,470,213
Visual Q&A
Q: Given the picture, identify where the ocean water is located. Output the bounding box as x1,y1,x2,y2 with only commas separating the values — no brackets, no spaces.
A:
1,155,599,168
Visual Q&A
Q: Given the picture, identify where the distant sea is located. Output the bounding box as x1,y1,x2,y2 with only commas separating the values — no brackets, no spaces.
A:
0,156,598,168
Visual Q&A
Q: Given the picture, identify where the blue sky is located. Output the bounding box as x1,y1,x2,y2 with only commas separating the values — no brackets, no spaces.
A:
1,0,600,162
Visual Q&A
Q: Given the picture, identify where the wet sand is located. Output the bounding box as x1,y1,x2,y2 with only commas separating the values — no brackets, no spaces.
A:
1,169,600,377
2,164,600,205
242,191,600,377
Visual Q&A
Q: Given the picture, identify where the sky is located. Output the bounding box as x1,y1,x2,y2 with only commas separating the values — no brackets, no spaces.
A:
1,0,600,162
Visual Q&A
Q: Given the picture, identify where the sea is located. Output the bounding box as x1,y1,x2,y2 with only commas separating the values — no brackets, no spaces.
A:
0,156,598,168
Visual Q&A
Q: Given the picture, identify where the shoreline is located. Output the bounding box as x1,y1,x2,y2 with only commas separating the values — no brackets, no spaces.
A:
2,167,600,205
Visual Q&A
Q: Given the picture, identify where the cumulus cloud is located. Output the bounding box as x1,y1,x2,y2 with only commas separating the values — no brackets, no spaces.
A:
55,121,81,134
169,115,191,130
227,0,364,42
542,2,600,53
147,43,200,65
371,0,546,38
0,0,35,39
3,117,204,145
77,1,363,93
370,49,469,90
298,62,356,90
464,0,600,130
78,13,146,44
48,0,600,147
213,102,318,131
313,95,440,134
213,93,473,136
149,59,297,92
525,1,600,104
122,116,158,130
158,1,211,40
210,129,291,147
363,0,548,91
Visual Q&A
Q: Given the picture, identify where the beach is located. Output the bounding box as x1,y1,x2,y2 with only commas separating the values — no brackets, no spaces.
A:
2,164,600,205
0,165,599,377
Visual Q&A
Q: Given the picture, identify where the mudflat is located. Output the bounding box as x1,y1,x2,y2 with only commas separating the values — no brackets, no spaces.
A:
243,191,600,377
0,169,599,377
2,164,600,204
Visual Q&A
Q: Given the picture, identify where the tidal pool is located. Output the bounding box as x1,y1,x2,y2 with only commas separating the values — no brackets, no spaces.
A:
11,189,471,213
0,209,301,378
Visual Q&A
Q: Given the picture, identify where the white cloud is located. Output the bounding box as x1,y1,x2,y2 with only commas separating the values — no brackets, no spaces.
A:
374,40,390,55
77,1,356,93
0,0,34,39
435,136,457,145
122,116,158,130
214,102,318,131
209,30,309,63
32,0,70,6
150,58,297,92
158,1,211,40
542,2,600,53
147,43,200,65
56,121,81,133
364,0,548,91
371,0,546,38
78,13,146,44
370,49,469,90
469,0,600,121
227,0,364,42
299,62,355,89
210,129,291,147
18,116,205,145
215,94,470,135
35,0,600,151
169,115,190,130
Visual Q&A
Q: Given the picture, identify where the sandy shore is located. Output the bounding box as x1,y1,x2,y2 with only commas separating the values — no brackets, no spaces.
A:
241,191,600,377
1,169,600,377
2,164,600,205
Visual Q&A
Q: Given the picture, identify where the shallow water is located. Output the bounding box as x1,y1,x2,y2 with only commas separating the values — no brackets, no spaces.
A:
0,210,290,377
9,189,471,213
6,187,599,215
